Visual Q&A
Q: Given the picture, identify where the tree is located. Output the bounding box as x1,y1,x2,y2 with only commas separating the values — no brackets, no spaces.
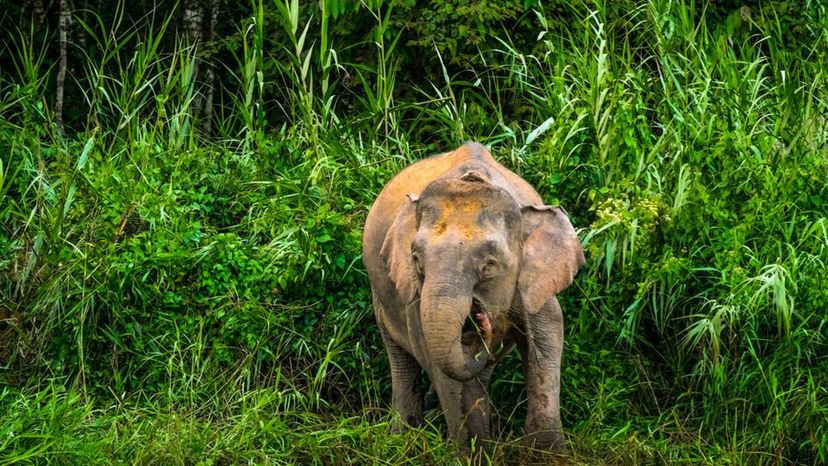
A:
55,0,69,133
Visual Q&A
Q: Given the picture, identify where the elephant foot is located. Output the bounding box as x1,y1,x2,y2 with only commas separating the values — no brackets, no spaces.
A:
524,429,568,449
521,430,570,465
390,412,424,434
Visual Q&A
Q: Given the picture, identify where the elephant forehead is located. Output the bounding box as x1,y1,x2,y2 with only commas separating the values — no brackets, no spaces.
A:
435,198,483,217
429,199,486,239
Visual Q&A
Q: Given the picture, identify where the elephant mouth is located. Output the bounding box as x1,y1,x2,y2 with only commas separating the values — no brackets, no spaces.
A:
461,299,492,347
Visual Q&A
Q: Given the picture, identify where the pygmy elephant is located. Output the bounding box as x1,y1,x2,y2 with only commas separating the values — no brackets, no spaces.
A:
362,142,584,453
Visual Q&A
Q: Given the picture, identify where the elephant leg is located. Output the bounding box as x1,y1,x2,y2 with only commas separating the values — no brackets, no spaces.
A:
423,383,439,411
375,301,424,428
383,334,425,429
430,366,495,455
520,297,567,451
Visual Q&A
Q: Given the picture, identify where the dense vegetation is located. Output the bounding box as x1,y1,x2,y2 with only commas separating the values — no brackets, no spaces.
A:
1,0,826,464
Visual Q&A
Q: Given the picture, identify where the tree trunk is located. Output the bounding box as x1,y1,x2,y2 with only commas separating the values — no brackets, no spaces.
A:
201,0,218,134
183,0,204,122
183,0,203,44
33,0,46,25
56,0,69,134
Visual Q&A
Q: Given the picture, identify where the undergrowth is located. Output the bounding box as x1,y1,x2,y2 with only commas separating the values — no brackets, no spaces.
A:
1,0,826,464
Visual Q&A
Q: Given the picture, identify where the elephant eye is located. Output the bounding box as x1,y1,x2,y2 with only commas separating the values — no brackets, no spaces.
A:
412,252,424,276
480,258,501,280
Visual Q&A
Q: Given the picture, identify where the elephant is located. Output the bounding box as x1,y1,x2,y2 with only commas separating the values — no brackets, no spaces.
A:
362,142,585,454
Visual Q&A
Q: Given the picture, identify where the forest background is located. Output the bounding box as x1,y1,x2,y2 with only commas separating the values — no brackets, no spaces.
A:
0,0,826,464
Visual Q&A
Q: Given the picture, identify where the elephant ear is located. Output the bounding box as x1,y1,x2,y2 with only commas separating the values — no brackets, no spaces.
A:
518,205,585,314
380,195,420,305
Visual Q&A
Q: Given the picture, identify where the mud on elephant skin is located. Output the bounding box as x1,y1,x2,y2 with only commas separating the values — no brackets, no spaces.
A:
362,142,585,454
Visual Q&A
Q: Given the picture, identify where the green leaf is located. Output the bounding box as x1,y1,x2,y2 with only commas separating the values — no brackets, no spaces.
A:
63,183,77,218
525,115,555,146
77,136,94,171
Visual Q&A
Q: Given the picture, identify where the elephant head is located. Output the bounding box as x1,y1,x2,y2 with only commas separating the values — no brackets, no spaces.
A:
380,171,584,381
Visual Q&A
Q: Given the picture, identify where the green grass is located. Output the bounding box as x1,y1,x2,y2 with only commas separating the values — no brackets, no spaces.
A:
1,0,827,464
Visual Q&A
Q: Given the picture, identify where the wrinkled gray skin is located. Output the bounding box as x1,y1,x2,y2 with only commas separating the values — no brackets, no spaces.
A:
362,142,584,454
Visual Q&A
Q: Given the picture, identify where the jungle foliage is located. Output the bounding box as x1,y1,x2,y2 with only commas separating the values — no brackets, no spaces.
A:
1,0,827,464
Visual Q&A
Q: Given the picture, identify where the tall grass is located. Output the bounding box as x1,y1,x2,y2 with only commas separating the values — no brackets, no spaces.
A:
1,0,827,464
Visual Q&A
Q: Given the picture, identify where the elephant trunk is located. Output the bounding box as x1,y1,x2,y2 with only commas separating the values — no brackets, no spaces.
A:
420,280,488,381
